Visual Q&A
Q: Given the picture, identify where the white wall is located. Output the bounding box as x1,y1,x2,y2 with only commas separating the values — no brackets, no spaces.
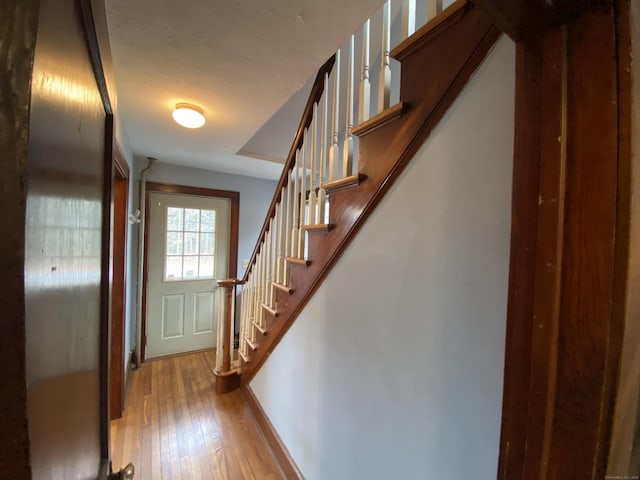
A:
115,115,136,377
127,160,278,351
250,35,515,480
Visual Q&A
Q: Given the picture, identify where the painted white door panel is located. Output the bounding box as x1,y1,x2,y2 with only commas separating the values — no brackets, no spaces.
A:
146,192,230,359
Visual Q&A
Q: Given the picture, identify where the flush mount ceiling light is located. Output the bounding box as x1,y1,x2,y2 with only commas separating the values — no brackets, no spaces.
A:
172,103,206,129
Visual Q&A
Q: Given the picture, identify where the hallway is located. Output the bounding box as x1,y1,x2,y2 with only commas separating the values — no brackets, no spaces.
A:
110,351,283,479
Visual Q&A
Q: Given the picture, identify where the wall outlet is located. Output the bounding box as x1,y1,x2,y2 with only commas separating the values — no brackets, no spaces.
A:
242,259,249,269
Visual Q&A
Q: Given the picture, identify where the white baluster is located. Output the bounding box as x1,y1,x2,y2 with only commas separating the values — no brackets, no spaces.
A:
328,49,341,182
402,0,416,38
359,20,371,123
254,253,261,330
238,284,244,356
427,0,443,20
266,219,274,307
249,271,257,342
318,75,329,223
308,103,318,225
240,284,247,357
291,151,300,257
260,243,267,327
379,0,391,113
298,131,307,259
283,173,292,285
257,249,264,328
276,189,285,285
343,35,355,178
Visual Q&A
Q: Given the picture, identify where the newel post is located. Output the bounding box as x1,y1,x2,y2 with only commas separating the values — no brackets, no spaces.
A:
213,278,241,394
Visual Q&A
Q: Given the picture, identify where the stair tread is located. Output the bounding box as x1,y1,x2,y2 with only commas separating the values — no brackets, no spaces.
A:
285,256,311,267
273,282,295,295
252,321,269,336
352,103,405,138
244,337,259,351
302,223,333,232
261,303,280,317
322,174,366,194
238,349,250,363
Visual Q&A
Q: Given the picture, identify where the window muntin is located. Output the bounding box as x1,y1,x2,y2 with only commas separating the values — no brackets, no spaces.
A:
165,207,216,281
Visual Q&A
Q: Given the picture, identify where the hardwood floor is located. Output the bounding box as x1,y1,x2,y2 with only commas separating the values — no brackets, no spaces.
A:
110,350,284,479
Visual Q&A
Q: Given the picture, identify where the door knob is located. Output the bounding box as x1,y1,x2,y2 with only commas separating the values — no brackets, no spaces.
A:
109,463,135,479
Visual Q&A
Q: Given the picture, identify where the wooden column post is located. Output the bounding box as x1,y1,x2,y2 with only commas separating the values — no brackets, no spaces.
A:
498,2,637,478
213,278,241,394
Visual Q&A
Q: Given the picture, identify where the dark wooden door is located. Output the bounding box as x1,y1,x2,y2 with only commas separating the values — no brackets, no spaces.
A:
22,0,114,477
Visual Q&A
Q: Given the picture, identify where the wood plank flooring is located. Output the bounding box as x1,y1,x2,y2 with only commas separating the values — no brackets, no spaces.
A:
110,350,284,479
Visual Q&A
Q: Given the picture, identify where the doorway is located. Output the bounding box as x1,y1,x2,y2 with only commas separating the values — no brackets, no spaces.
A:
141,183,239,361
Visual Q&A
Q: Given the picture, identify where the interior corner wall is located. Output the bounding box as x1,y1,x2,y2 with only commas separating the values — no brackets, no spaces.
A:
250,35,515,480
127,160,278,350
114,115,136,374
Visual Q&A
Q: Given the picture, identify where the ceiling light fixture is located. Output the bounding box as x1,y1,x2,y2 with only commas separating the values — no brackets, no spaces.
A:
172,103,206,129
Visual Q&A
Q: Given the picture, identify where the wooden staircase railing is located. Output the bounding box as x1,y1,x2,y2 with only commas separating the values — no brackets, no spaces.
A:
213,0,501,391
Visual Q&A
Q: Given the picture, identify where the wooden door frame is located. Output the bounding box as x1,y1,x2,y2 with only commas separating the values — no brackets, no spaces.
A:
109,144,129,420
141,182,239,362
492,1,638,478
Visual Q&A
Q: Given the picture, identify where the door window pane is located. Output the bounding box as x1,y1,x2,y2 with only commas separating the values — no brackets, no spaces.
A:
201,210,215,232
184,209,200,232
165,256,182,280
167,207,183,230
199,256,214,278
183,256,199,278
199,233,214,255
184,232,199,255
166,231,183,255
164,206,217,281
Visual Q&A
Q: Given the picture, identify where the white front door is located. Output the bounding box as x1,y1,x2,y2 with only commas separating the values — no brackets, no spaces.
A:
146,192,230,359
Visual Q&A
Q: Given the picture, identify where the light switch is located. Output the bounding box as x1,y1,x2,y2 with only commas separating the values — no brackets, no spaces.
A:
242,259,249,269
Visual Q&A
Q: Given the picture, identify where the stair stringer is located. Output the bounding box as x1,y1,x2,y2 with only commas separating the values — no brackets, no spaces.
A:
241,2,502,383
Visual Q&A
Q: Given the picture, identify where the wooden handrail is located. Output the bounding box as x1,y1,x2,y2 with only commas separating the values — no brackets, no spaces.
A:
241,55,336,284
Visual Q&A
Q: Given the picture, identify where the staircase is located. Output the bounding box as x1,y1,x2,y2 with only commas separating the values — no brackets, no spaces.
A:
213,0,501,391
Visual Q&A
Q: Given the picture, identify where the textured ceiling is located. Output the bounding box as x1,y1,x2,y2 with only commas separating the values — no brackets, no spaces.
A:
106,0,385,179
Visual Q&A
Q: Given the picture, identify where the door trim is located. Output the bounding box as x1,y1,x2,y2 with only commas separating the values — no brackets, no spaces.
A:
141,182,239,362
109,143,129,420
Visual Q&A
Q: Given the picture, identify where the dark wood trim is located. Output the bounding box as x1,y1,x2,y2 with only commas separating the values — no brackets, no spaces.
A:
99,113,115,461
109,143,129,420
607,0,640,474
141,182,240,362
495,30,544,479
113,142,129,178
242,55,336,283
77,0,112,115
241,4,500,383
241,385,303,480
472,0,611,41
498,3,630,477
0,0,39,476
80,0,117,462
